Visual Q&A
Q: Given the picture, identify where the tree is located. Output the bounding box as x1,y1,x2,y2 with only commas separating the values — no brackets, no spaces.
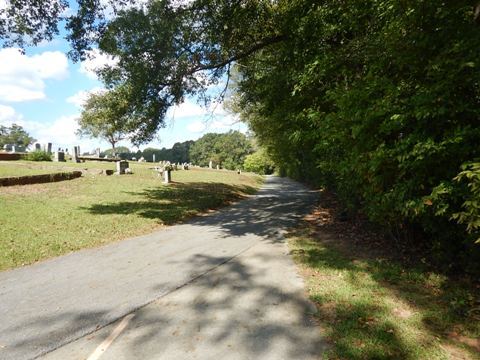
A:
77,87,138,152
102,146,130,159
0,124,35,148
189,131,253,170
243,149,275,175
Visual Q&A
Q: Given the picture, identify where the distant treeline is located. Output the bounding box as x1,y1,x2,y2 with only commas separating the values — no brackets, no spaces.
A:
101,131,255,170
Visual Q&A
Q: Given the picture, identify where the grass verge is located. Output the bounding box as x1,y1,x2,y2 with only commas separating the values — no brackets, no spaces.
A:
288,192,480,360
0,161,263,271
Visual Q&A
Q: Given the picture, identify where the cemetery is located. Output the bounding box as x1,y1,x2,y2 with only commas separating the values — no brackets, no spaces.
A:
0,145,263,272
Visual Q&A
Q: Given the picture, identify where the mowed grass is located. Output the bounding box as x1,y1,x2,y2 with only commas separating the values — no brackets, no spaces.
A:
289,226,480,360
0,161,263,271
0,161,69,177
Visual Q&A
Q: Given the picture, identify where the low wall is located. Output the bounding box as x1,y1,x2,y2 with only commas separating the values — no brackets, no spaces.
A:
78,156,121,162
0,153,23,161
0,171,83,187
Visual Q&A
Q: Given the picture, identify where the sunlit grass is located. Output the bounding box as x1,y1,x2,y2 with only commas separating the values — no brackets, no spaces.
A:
289,227,480,360
0,161,263,271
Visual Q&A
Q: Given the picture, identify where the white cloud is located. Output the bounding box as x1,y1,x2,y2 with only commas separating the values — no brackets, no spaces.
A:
0,48,69,102
0,106,104,150
66,87,105,107
168,100,206,119
0,104,19,124
186,120,206,133
171,98,242,134
79,48,118,80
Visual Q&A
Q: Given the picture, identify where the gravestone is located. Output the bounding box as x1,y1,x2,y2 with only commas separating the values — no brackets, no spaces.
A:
163,169,171,184
152,154,156,163
209,160,213,169
72,146,80,163
47,143,52,154
216,164,220,170
54,151,65,162
96,148,101,157
35,143,41,151
10,145,16,153
116,160,129,174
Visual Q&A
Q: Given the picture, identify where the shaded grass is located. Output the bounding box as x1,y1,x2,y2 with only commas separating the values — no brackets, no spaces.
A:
0,161,263,271
288,226,480,360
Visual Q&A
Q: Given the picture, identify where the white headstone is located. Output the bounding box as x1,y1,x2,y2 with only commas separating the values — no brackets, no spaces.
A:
163,169,171,183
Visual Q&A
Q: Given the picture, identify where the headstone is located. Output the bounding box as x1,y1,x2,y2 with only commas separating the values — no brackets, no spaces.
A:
35,143,41,151
216,164,220,170
152,154,156,163
209,160,213,169
47,143,52,154
72,146,80,163
10,145,15,153
96,148,100,157
163,169,171,184
116,160,129,175
138,156,145,162
54,151,65,162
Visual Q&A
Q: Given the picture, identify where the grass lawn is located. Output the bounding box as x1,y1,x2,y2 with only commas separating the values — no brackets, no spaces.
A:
0,161,263,271
289,196,480,359
0,161,71,177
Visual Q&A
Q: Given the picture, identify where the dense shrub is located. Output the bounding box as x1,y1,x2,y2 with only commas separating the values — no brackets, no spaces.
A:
24,151,52,162
243,149,275,175
234,1,480,274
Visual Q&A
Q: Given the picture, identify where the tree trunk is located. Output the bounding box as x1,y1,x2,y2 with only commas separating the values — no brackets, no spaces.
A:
110,140,116,157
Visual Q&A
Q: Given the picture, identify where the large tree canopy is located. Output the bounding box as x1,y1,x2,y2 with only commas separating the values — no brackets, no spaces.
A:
4,1,480,271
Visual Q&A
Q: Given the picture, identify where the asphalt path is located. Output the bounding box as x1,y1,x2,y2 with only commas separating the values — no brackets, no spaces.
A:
0,176,325,359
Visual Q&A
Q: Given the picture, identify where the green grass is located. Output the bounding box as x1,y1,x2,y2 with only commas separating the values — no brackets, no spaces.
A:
289,226,480,360
0,161,263,271
0,161,65,177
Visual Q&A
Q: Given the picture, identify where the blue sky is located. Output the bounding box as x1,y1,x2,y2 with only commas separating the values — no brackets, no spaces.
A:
0,20,247,153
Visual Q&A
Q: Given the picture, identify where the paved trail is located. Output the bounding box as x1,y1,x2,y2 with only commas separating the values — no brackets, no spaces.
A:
0,176,326,359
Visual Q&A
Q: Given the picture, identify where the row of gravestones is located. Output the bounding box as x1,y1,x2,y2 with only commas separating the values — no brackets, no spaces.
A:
3,143,54,153
157,161,192,171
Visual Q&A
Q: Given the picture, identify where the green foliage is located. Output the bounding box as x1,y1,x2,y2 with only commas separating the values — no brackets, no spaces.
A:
243,149,275,175
77,86,147,149
8,0,480,271
0,124,35,148
101,141,194,162
227,1,480,272
24,151,52,162
452,163,480,244
189,131,253,170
